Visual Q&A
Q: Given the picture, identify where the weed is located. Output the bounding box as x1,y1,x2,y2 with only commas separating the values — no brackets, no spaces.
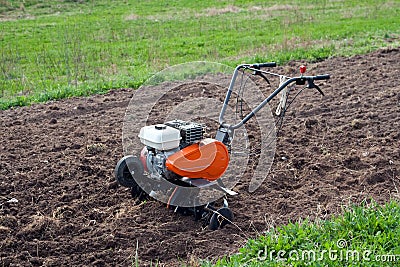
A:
86,143,106,154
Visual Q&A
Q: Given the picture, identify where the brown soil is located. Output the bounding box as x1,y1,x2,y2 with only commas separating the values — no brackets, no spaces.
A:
1,48,399,266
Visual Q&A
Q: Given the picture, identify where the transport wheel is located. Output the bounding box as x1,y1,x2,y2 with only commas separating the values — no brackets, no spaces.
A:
208,207,234,230
115,156,143,188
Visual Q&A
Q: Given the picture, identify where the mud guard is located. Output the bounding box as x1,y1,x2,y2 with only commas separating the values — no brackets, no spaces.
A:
165,138,229,181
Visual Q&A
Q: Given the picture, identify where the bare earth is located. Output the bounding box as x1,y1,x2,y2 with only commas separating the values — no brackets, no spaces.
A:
0,48,399,266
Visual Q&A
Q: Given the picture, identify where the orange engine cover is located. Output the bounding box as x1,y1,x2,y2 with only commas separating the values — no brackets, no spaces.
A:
165,138,229,181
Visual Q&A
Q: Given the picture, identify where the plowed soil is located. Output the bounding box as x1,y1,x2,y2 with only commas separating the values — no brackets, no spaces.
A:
1,48,399,266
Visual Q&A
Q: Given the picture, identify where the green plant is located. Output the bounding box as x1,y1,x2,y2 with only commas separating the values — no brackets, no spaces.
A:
1,0,399,109
204,200,400,267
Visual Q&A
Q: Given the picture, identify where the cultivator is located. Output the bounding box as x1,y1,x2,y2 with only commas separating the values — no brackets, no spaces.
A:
115,62,330,230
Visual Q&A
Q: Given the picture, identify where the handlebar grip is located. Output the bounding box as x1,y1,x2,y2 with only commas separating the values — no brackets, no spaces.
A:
252,62,276,68
314,74,330,80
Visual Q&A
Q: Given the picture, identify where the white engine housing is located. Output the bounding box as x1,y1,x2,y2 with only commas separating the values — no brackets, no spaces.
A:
138,124,181,151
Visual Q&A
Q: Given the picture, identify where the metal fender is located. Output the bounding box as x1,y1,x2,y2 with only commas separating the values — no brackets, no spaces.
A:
165,138,229,181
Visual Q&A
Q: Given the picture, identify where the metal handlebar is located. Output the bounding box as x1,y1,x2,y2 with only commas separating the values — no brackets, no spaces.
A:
218,64,330,130
251,62,277,68
314,74,330,80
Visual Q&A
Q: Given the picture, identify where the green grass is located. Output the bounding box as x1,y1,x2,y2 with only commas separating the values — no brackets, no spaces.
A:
0,0,399,109
202,200,400,267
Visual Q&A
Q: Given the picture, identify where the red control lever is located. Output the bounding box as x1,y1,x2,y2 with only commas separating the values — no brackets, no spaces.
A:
300,65,306,74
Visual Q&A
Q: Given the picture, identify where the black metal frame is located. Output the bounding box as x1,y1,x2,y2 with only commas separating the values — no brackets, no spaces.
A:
216,63,330,144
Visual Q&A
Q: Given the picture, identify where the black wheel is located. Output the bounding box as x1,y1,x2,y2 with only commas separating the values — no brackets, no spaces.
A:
114,156,144,188
208,207,234,230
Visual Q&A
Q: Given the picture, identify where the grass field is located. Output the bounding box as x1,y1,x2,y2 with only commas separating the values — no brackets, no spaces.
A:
202,201,400,267
0,0,399,109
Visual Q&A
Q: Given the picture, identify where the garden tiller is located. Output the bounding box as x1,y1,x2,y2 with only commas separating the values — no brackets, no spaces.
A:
115,62,330,230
